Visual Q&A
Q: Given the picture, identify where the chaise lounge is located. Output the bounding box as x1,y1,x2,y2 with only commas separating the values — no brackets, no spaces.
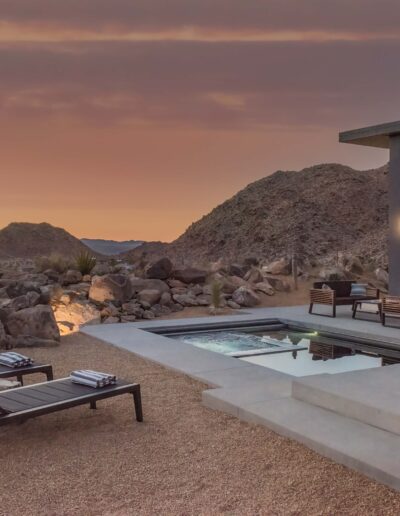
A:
309,280,379,318
0,377,143,426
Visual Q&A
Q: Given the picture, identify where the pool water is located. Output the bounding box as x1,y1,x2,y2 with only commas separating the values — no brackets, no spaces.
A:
174,329,389,377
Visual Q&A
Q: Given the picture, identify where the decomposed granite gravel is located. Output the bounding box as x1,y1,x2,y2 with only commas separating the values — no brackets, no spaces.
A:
1,332,400,515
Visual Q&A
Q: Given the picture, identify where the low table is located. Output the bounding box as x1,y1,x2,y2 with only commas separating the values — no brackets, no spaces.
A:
0,363,53,386
352,299,382,322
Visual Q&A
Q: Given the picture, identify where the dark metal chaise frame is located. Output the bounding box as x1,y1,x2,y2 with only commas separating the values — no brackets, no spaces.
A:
0,378,143,426
0,362,54,385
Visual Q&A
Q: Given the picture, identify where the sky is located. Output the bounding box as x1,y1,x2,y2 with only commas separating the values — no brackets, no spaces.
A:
0,0,398,241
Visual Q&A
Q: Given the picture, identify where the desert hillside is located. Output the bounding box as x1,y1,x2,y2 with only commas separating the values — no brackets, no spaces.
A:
81,238,143,256
0,222,96,259
127,163,388,267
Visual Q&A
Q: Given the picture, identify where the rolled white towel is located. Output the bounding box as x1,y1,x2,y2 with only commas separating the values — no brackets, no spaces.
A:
70,369,117,388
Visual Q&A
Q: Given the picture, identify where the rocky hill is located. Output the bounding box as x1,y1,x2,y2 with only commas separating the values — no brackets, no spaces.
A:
0,222,96,259
126,163,388,267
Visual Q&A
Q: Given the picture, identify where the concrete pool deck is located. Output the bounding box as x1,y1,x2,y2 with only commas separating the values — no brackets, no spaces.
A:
82,304,400,491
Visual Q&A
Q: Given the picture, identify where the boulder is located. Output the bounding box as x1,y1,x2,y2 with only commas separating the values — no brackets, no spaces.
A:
43,269,60,282
221,276,248,294
265,276,291,292
228,263,245,278
188,284,203,296
160,292,173,306
151,304,171,317
9,336,59,348
375,268,389,287
170,287,188,295
172,294,200,307
8,295,30,312
54,301,101,334
318,267,347,281
227,300,241,309
146,257,173,280
130,277,169,294
89,274,132,304
232,286,260,307
244,267,264,284
121,301,144,318
62,269,83,286
91,262,110,276
264,258,291,275
254,281,274,296
345,257,364,275
6,304,60,341
103,316,120,324
26,290,41,307
120,315,137,323
172,268,207,284
142,310,155,320
0,321,9,349
100,304,120,318
167,279,186,288
138,289,162,306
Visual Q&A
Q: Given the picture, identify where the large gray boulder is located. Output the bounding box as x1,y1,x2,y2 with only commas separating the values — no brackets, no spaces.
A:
130,277,170,294
244,267,264,284
89,274,132,304
375,268,389,288
172,293,200,307
172,268,207,284
138,289,162,306
6,304,60,341
62,269,83,286
232,286,260,307
146,258,173,280
0,321,9,349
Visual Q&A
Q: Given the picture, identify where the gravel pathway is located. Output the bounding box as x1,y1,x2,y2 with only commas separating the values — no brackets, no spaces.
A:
1,333,400,515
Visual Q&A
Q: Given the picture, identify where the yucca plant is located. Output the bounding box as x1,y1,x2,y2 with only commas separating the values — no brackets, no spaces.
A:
211,280,222,309
75,251,97,275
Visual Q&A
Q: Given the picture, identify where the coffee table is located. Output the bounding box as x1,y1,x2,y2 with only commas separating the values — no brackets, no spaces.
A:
352,299,382,321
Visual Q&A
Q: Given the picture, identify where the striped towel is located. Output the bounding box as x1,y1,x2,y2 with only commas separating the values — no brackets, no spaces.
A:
0,352,34,368
70,370,117,389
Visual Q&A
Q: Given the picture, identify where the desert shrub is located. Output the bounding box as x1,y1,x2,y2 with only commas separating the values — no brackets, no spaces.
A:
35,253,70,274
75,251,97,275
211,280,222,309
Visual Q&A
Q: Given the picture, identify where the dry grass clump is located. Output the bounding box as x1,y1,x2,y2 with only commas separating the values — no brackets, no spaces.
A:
75,250,96,275
35,253,71,274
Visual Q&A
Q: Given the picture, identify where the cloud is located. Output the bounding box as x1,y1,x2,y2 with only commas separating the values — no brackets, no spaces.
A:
0,0,400,32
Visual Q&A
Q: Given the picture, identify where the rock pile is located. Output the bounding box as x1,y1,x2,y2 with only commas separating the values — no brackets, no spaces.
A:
0,255,293,346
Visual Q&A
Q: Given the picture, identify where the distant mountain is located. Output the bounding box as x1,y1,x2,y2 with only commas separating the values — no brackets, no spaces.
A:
0,222,96,259
82,238,143,256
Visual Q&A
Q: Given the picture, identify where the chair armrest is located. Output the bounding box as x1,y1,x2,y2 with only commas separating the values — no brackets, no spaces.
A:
310,288,335,305
366,287,380,298
382,296,400,313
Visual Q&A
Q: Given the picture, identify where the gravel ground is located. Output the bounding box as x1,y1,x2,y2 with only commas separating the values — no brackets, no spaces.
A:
1,333,400,515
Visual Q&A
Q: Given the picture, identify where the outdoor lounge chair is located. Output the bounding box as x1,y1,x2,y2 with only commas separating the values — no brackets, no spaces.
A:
309,281,379,318
382,296,400,327
0,378,143,426
0,362,53,386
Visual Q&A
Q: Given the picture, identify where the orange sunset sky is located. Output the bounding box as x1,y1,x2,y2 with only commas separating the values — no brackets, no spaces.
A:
1,0,397,241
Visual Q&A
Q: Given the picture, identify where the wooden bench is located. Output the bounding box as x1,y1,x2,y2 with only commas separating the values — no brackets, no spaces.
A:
0,363,53,386
0,378,143,426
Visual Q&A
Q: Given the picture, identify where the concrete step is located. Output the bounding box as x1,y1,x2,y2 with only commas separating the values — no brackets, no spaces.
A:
237,396,400,491
292,365,400,435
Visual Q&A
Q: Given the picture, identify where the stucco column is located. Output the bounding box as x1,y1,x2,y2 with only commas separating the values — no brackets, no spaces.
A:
389,135,400,295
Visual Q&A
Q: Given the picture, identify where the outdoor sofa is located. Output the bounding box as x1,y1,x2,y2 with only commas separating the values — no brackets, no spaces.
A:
0,378,143,426
309,280,379,318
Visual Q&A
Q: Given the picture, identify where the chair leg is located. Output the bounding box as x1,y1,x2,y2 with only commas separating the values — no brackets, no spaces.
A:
90,401,97,410
133,388,143,422
333,304,336,318
309,303,314,314
382,313,386,326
